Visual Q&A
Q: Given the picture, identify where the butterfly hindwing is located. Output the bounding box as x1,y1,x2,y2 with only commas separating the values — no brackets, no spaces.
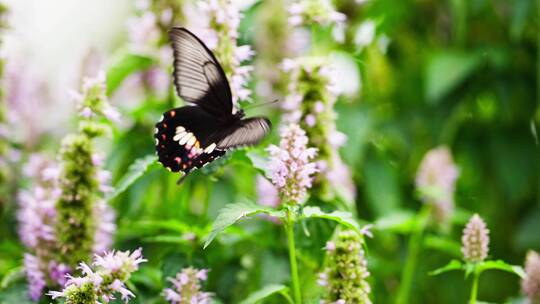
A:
213,117,272,149
155,106,226,173
169,27,232,117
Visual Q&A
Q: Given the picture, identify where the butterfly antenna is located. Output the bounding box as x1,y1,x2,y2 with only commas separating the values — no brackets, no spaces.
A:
243,99,279,110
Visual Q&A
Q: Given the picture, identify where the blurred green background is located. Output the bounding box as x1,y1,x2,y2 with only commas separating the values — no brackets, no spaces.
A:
0,0,539,303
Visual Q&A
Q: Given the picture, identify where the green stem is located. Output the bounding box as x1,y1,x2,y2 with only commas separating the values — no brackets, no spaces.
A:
279,290,295,304
396,204,431,304
285,208,302,304
469,268,480,304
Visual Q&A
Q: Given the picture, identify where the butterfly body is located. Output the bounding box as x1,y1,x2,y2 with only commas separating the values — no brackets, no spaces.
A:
155,27,271,176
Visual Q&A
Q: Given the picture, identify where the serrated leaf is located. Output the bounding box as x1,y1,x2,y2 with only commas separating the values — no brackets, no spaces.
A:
477,260,526,278
430,260,464,276
106,53,155,95
204,201,285,249
301,206,363,236
107,155,158,201
239,284,289,304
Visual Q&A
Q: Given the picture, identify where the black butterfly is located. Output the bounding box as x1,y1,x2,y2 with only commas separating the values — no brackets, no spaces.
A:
155,27,271,179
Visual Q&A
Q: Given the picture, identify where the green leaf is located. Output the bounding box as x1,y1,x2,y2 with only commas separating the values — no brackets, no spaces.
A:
425,51,482,103
423,234,462,258
477,260,526,278
141,235,193,244
204,201,285,249
301,206,363,236
107,155,158,201
430,260,464,276
373,210,416,233
245,149,272,178
106,53,155,95
0,267,24,289
239,284,290,304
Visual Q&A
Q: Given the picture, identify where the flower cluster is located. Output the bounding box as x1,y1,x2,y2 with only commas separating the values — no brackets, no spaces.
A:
187,0,255,105
73,72,120,125
288,0,346,42
319,230,372,304
281,57,355,203
17,155,70,300
267,124,318,204
0,2,8,193
56,73,117,268
288,0,345,28
3,59,50,146
163,267,213,304
48,248,146,303
522,251,540,303
461,214,489,263
17,74,117,300
415,146,459,223
122,0,179,100
253,0,306,99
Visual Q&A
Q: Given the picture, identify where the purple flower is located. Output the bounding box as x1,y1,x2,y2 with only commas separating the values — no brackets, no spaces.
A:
267,124,318,204
23,254,46,301
256,175,280,208
48,261,71,286
416,146,459,222
461,214,489,263
93,247,147,274
76,71,121,123
4,59,50,145
522,251,540,303
287,0,346,42
127,11,160,53
186,0,254,105
92,199,116,254
48,248,146,303
163,267,213,304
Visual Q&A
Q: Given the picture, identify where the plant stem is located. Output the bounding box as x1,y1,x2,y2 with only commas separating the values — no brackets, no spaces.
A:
285,208,302,304
469,268,480,304
396,204,431,304
279,290,295,304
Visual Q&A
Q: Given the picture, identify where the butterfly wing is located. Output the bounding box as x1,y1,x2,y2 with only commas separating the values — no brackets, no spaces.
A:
169,27,233,117
155,106,226,173
212,117,272,149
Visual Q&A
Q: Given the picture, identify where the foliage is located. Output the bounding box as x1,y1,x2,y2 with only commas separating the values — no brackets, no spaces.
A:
0,0,538,303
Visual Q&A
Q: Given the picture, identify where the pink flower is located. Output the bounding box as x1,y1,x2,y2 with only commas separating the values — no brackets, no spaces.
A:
186,0,254,105
256,175,280,208
522,251,540,303
267,124,318,204
461,214,489,263
48,249,146,303
416,146,459,221
163,268,213,304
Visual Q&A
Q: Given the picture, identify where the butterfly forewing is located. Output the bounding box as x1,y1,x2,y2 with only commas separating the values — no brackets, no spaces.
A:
169,27,232,117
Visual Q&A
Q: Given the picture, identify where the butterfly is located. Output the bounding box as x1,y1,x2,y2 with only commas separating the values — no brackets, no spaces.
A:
155,27,271,180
